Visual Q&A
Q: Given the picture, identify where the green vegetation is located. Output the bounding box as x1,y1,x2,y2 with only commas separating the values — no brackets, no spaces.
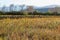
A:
0,11,60,15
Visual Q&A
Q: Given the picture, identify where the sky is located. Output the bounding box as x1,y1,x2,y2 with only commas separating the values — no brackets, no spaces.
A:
0,0,60,7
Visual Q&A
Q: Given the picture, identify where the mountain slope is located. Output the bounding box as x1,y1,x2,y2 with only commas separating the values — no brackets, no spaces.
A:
34,5,60,13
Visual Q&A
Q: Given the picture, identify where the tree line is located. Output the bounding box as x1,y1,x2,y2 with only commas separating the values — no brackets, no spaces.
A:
0,11,60,15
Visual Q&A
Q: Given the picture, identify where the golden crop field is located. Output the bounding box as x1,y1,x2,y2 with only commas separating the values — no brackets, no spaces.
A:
0,17,60,40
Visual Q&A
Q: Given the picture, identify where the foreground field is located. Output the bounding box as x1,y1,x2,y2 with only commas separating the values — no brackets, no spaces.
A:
0,17,60,40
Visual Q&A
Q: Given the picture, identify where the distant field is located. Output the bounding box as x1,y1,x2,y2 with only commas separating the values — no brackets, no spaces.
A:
0,17,60,40
0,15,60,18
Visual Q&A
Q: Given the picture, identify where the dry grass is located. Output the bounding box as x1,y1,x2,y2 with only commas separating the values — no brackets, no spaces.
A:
0,17,60,40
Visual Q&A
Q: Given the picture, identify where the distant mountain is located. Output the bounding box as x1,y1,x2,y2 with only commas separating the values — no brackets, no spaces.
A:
34,5,60,13
42,5,60,8
34,5,60,9
0,5,60,13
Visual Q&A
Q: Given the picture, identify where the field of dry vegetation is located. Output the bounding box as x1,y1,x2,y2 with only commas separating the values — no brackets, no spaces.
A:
0,17,60,40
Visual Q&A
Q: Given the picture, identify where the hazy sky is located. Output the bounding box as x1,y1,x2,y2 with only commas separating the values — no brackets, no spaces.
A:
0,0,60,7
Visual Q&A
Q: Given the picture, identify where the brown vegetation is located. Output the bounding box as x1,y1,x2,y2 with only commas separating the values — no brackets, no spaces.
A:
0,17,60,40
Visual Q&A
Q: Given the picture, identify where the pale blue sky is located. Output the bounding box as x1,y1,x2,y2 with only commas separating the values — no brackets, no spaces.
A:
0,0,60,7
